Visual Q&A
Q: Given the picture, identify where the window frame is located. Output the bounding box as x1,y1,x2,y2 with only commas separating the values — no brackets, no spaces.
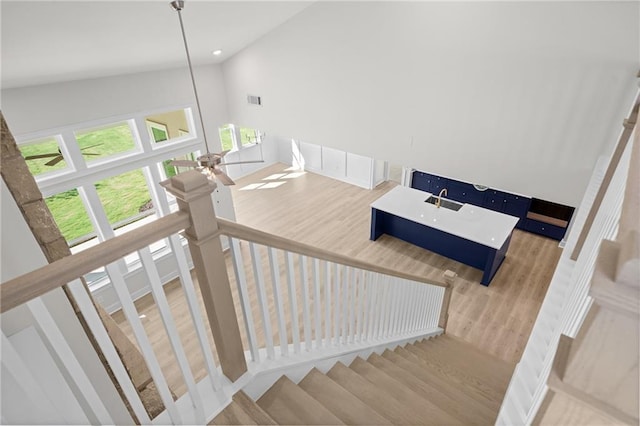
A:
218,123,262,153
14,105,202,290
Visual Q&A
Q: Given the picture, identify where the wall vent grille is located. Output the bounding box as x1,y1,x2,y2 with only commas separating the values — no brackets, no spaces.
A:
247,95,262,106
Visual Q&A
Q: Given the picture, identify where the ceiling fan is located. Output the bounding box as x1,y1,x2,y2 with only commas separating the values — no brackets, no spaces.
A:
168,0,264,186
169,150,264,186
24,144,102,166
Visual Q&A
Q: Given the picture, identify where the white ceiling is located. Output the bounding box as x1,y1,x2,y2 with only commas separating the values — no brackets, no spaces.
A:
1,1,313,89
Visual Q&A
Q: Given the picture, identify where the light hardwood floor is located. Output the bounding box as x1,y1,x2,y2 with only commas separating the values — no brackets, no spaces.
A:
229,163,561,363
112,162,561,398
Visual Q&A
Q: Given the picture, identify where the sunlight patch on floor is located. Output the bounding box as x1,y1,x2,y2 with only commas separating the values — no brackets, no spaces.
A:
239,181,287,191
261,182,286,189
281,172,306,179
263,173,288,180
239,167,307,190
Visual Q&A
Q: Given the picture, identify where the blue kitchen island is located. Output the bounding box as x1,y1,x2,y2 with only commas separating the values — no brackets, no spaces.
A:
370,186,518,285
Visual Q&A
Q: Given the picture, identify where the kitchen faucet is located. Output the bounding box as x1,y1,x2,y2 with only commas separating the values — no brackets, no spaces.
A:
436,188,448,208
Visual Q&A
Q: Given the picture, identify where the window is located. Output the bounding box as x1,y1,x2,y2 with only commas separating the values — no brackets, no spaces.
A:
239,127,259,147
18,107,202,289
161,151,199,180
20,137,68,176
145,109,193,144
219,124,235,151
75,122,137,163
95,169,154,230
148,121,169,142
45,189,94,245
218,124,262,151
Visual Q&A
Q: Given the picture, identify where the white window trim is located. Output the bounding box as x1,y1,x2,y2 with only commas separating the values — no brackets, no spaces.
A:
15,105,203,290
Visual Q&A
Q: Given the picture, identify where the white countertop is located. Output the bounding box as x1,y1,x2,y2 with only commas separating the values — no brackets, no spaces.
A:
371,186,518,249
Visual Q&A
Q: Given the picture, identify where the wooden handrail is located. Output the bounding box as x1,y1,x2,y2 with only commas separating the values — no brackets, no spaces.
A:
217,217,450,289
615,129,639,287
535,100,640,425
0,212,190,314
571,96,639,261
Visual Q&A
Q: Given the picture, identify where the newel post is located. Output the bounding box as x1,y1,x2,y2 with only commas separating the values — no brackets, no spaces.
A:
438,270,456,331
162,171,247,381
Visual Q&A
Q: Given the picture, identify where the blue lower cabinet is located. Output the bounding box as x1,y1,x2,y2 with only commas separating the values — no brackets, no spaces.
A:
431,177,448,194
522,218,566,240
483,190,506,213
411,171,433,193
447,182,485,205
504,194,531,229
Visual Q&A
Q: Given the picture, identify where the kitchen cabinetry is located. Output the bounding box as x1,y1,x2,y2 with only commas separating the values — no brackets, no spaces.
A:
523,198,575,241
411,170,573,240
412,171,531,228
447,181,485,206
522,219,566,240
411,171,447,194
481,190,531,229
483,190,507,212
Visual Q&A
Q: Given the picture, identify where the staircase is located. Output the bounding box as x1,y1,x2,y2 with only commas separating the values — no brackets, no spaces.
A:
212,334,514,425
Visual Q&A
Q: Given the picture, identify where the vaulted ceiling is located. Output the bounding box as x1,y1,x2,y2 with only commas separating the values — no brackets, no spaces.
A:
1,1,313,89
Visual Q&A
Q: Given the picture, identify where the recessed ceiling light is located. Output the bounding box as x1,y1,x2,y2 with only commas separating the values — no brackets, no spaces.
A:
212,49,222,56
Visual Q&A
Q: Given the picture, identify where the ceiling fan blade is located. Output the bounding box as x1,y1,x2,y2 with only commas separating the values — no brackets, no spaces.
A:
218,160,265,166
24,153,60,160
45,155,65,166
212,168,236,185
169,160,199,167
83,152,100,156
218,149,231,158
80,143,103,150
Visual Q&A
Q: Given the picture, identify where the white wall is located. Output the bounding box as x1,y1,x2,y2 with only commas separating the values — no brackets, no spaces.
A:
1,64,241,307
275,138,385,189
222,1,639,207
221,135,282,181
1,182,132,424
1,64,239,213
2,65,228,137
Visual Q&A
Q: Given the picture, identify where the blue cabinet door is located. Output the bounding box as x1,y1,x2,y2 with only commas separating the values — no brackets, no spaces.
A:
431,176,448,194
522,218,566,240
447,181,485,206
483,190,507,212
504,194,531,229
411,171,433,193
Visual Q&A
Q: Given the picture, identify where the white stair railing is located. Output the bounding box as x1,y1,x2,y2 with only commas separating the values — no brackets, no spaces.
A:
1,212,229,425
2,170,453,425
226,237,447,362
496,102,637,425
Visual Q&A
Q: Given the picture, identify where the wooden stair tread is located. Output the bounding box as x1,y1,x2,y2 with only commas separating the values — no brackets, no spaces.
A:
413,339,511,399
395,345,502,412
349,357,463,425
383,348,497,423
370,351,494,425
298,368,391,425
257,376,343,425
426,335,515,391
404,342,505,410
439,335,515,372
326,361,421,425
210,401,257,425
233,391,277,425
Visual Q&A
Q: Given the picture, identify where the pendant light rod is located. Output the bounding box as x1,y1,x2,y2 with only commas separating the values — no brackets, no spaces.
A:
171,0,212,154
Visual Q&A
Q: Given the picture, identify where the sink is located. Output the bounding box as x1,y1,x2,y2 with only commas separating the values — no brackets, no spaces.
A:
425,196,463,211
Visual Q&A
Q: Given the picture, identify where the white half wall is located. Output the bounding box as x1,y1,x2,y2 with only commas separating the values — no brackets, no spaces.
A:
1,182,132,424
221,1,639,207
